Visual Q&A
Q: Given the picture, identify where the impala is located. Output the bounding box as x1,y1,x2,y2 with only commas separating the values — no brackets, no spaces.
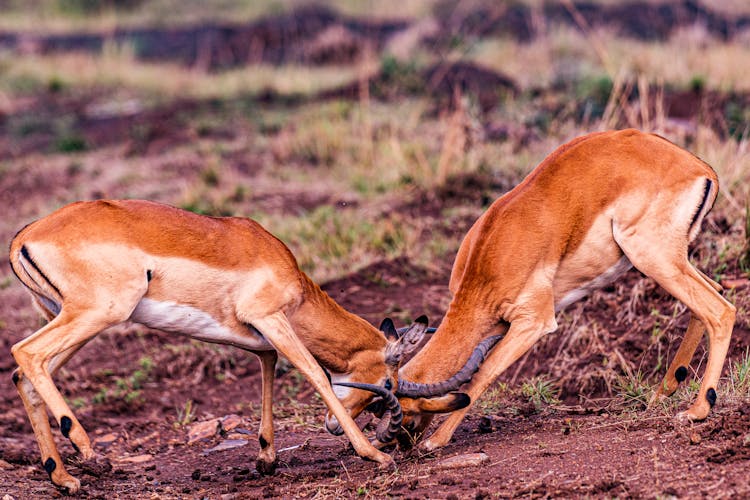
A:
394,129,736,450
9,199,494,493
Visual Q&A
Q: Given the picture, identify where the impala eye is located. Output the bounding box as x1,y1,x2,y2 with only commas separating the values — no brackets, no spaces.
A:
384,379,393,391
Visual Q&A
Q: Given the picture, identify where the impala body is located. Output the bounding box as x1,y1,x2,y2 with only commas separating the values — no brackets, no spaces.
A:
9,200,471,493
397,129,736,450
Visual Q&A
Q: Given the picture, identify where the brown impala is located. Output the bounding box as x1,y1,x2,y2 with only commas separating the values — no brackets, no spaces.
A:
393,129,736,450
9,200,498,493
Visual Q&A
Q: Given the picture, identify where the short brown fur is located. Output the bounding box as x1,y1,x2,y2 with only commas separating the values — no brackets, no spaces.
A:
398,129,735,450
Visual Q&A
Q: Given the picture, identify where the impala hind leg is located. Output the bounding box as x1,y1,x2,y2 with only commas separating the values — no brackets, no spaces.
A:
618,244,735,420
663,269,733,420
12,277,145,492
651,314,704,402
251,312,394,468
255,350,278,475
11,312,120,492
652,270,728,403
13,338,109,492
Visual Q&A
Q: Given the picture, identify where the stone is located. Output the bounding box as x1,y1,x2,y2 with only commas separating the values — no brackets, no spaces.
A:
118,454,154,463
203,440,248,454
689,432,702,445
220,414,243,433
435,452,490,470
187,418,221,444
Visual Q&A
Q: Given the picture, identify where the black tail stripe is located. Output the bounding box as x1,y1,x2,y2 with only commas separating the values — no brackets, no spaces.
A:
688,179,712,232
20,245,63,299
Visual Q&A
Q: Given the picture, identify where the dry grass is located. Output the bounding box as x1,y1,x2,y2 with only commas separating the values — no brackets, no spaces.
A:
469,24,750,92
0,0,435,32
0,49,357,101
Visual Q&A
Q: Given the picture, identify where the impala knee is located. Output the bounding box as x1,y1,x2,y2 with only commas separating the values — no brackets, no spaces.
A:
704,303,736,340
721,303,736,329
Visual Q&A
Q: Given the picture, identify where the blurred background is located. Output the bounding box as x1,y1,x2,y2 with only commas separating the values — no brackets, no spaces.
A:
0,0,748,281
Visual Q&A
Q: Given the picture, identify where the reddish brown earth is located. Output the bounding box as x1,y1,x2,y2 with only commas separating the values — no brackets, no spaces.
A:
2,253,749,498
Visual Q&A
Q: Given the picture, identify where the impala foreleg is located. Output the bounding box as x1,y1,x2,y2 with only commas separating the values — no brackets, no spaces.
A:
251,312,394,468
422,305,556,451
255,350,278,475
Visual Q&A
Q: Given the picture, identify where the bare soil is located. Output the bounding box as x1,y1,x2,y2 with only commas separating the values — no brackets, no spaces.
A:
2,255,750,498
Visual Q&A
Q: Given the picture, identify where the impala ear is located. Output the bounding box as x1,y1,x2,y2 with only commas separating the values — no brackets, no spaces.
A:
384,316,429,368
417,392,470,414
379,317,399,342
399,315,428,358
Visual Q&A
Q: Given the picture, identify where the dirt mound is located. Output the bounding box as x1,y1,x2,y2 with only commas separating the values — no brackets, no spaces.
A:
1,5,407,68
705,401,750,464
3,1,747,72
321,60,517,112
429,0,750,45
322,257,453,326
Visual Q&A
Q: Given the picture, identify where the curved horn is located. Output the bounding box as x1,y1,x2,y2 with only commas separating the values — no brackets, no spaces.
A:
334,382,402,443
395,334,503,398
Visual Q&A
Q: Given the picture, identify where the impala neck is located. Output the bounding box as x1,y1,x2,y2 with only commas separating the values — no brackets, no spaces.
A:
287,274,386,375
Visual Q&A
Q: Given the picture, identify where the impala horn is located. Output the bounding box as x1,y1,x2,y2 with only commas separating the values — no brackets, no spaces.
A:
334,382,402,443
395,334,504,399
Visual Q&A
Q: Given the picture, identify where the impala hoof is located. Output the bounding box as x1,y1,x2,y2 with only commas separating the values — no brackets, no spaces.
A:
255,458,277,476
418,438,443,453
375,453,396,471
677,405,709,422
53,473,81,494
647,391,667,407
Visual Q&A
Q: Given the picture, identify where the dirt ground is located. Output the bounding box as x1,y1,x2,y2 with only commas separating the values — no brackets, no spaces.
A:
2,1,750,498
2,260,750,499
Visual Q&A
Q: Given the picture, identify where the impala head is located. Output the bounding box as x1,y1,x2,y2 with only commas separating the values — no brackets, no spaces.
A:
394,333,504,447
324,316,472,443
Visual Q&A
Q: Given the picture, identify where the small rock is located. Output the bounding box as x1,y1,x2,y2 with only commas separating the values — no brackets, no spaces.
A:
0,459,13,470
226,432,252,440
118,454,153,463
435,452,489,470
689,432,702,445
220,414,243,433
188,418,221,444
94,432,118,449
3,494,17,500
203,440,249,454
478,416,493,433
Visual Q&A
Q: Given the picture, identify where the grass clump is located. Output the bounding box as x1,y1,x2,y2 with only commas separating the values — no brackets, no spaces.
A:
521,376,561,411
92,356,154,406
258,205,416,282
615,370,652,410
729,347,750,396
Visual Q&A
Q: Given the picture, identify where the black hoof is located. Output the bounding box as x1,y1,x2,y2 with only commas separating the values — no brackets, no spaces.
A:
255,458,277,476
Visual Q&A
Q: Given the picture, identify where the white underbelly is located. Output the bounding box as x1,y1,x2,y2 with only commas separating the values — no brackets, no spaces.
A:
129,298,272,351
555,255,632,312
